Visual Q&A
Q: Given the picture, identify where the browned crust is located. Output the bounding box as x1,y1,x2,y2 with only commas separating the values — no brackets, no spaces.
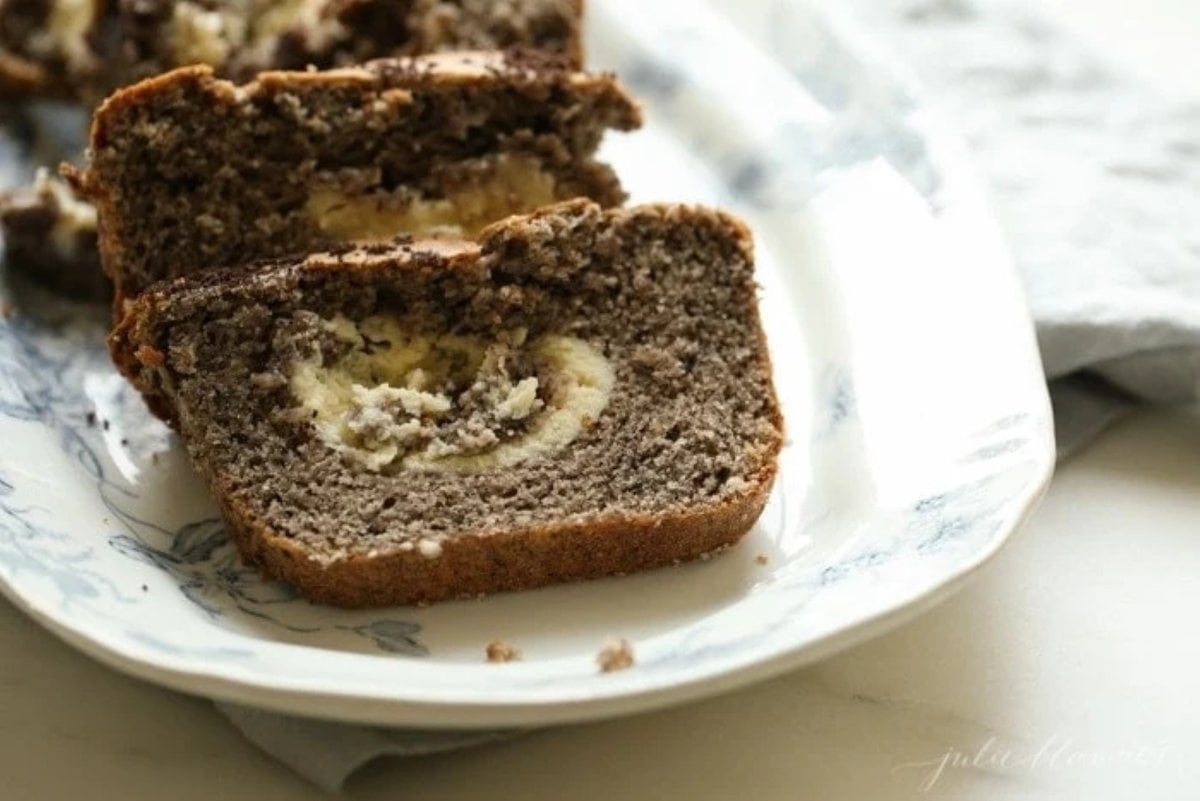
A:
214,457,776,608
86,54,641,151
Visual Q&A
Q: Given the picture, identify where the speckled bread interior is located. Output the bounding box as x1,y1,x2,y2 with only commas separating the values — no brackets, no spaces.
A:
118,0,586,87
0,0,585,103
113,201,784,607
78,51,642,308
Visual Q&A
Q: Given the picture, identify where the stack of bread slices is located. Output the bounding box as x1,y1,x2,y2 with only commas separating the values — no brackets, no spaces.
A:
6,1,783,607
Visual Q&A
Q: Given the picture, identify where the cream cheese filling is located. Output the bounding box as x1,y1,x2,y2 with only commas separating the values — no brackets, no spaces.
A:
170,3,246,66
45,0,95,67
252,0,328,40
304,155,561,242
289,315,613,473
31,168,97,259
170,0,336,68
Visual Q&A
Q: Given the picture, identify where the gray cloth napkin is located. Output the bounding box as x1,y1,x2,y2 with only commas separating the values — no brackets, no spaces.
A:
222,0,1200,790
840,0,1200,454
218,704,517,793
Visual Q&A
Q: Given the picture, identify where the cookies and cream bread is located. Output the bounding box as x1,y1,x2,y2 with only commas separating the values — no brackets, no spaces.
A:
2,2,586,301
112,201,783,607
76,51,641,306
0,169,108,300
0,0,583,102
116,0,584,89
0,0,103,99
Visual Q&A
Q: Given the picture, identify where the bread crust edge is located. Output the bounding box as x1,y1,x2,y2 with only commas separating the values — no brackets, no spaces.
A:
211,460,779,608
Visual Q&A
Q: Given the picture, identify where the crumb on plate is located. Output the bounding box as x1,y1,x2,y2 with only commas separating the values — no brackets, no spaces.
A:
486,640,521,663
596,637,634,673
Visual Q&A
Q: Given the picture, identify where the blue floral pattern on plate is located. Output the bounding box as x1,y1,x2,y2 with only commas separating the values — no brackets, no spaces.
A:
0,0,1053,728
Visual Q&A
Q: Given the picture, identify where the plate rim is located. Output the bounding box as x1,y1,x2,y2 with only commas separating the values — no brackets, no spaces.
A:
0,0,1057,728
0,453,1053,729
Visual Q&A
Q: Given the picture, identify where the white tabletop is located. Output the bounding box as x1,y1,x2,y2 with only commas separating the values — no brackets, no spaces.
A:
4,2,1199,799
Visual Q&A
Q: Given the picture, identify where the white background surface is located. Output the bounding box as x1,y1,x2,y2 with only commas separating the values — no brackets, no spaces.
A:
3,1,1199,798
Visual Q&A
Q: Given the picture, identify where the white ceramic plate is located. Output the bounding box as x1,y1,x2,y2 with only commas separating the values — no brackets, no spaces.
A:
0,0,1053,728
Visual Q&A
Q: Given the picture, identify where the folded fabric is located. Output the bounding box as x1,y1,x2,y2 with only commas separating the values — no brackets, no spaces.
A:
220,704,517,794
839,0,1200,454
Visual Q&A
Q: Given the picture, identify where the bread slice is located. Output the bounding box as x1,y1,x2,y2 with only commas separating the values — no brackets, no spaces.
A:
3,4,586,301
76,51,641,307
0,0,104,99
112,201,783,607
116,0,585,89
1,0,583,102
0,170,108,301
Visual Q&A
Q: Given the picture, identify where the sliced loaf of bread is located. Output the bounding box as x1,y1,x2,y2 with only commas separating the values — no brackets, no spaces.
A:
0,0,584,103
0,170,107,301
113,201,783,607
76,51,641,306
115,0,585,90
0,0,103,99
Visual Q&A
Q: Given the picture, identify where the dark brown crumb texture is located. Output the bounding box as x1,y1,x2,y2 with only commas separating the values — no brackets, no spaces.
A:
114,201,783,607
0,0,104,99
80,52,642,306
1,0,584,103
116,0,584,90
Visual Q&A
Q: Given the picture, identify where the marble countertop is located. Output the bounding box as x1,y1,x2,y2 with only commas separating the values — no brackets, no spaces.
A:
4,2,1199,799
